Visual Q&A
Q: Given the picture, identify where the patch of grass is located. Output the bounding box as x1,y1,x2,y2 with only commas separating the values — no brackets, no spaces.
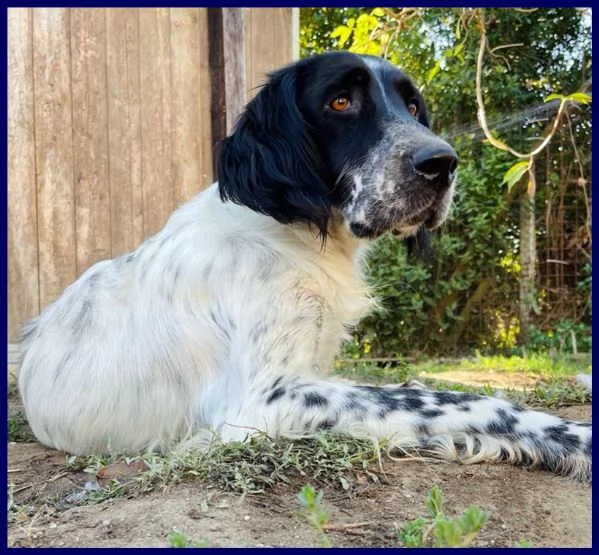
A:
428,377,591,409
8,375,19,398
397,484,488,547
333,359,411,385
505,380,591,408
296,484,331,547
168,530,210,548
8,408,36,443
63,433,386,506
335,353,591,384
411,353,591,379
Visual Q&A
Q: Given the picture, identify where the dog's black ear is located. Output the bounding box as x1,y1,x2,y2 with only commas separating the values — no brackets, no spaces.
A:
217,66,332,239
405,227,434,264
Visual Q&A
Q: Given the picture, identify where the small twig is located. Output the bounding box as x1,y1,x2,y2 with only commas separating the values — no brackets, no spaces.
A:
12,471,69,494
8,469,24,473
490,42,524,53
323,521,374,531
475,9,570,162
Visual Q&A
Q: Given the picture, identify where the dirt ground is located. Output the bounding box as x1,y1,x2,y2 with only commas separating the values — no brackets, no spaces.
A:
7,401,592,548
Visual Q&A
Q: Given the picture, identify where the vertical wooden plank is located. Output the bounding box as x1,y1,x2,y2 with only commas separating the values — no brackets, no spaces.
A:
206,7,247,167
197,9,214,190
222,8,246,135
71,8,111,272
170,8,212,209
32,8,76,310
8,8,39,341
245,8,294,95
138,8,173,238
207,7,227,161
106,8,143,255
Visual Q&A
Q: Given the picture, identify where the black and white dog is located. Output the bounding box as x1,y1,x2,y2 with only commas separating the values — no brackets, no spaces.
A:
18,52,591,481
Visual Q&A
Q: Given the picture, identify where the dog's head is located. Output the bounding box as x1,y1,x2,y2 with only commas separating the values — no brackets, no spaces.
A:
217,51,457,241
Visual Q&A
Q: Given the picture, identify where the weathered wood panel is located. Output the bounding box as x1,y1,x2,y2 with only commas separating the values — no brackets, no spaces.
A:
32,8,77,311
170,8,213,208
71,8,111,273
139,8,173,238
106,9,144,255
245,8,296,93
8,7,294,342
222,9,247,134
8,8,39,339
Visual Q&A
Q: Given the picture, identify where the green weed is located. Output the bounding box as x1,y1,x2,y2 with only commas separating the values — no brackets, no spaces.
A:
168,530,210,548
296,484,331,547
397,484,488,547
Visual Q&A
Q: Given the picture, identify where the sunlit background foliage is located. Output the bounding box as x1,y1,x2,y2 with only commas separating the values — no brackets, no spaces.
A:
300,8,592,358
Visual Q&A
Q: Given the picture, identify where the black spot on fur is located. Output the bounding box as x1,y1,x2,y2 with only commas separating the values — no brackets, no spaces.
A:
266,387,286,405
433,391,480,406
355,386,427,419
74,299,93,337
304,391,329,408
88,271,101,285
416,423,431,436
485,408,519,436
544,424,582,451
316,417,338,430
419,408,444,418
344,392,367,414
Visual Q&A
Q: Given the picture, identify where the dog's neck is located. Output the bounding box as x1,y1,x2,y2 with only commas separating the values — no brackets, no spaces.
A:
197,184,375,324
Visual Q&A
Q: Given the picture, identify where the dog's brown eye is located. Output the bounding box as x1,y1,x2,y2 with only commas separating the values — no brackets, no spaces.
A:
330,96,351,112
408,103,418,118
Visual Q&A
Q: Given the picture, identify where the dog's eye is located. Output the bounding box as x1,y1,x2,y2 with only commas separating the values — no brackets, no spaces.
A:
408,103,418,118
330,96,351,112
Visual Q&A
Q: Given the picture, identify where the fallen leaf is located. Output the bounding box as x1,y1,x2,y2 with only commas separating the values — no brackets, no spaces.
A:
96,460,149,483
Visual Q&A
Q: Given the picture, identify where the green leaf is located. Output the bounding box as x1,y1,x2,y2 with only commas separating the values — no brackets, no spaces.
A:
426,60,441,82
453,43,464,56
426,484,444,518
501,161,529,190
330,26,343,38
460,506,488,533
566,92,592,105
371,7,385,17
357,13,370,25
331,25,353,47
544,93,564,103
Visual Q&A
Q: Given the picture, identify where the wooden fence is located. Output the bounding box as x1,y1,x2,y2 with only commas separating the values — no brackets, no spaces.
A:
8,7,297,342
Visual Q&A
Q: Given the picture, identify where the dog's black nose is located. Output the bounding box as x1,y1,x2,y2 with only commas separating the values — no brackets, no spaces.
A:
412,144,458,181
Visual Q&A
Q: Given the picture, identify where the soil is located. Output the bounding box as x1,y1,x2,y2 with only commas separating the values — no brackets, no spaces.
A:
7,376,592,548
